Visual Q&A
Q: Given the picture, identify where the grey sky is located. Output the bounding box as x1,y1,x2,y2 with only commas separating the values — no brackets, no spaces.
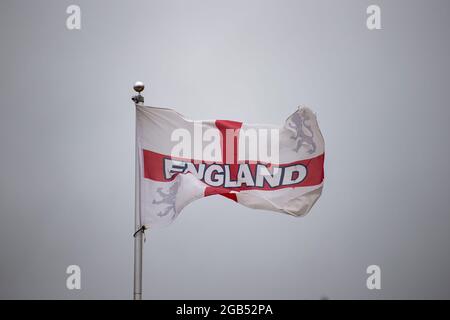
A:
0,0,449,299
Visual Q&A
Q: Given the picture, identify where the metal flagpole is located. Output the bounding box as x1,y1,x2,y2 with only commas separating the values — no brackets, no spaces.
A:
132,81,145,300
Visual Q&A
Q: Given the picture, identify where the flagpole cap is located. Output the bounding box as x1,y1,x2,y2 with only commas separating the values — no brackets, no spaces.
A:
133,81,145,93
132,81,145,104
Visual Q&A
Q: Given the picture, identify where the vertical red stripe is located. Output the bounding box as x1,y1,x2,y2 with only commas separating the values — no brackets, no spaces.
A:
204,120,242,200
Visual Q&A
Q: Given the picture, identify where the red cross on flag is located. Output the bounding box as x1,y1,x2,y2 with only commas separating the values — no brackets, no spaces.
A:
136,105,324,228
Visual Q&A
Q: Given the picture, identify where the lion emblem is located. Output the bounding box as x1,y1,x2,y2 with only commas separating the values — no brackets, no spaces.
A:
152,179,181,218
288,109,316,154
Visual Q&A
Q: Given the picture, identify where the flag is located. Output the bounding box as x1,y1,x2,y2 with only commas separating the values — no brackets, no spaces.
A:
136,105,324,228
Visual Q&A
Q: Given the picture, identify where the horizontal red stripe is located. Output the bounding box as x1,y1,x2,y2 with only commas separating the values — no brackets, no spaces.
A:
142,149,324,192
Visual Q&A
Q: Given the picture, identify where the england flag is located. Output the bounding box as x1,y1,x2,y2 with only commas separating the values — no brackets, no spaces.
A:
136,105,324,228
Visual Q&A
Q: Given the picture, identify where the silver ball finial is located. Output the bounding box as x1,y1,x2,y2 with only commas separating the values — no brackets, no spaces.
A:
133,81,145,93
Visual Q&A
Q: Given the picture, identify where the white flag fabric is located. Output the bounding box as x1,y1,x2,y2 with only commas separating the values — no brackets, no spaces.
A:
136,105,324,228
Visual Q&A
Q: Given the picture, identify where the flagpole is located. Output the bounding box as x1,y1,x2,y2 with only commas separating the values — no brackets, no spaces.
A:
132,81,145,300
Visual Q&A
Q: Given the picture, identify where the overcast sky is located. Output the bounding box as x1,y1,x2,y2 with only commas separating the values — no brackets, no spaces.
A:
0,0,449,299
